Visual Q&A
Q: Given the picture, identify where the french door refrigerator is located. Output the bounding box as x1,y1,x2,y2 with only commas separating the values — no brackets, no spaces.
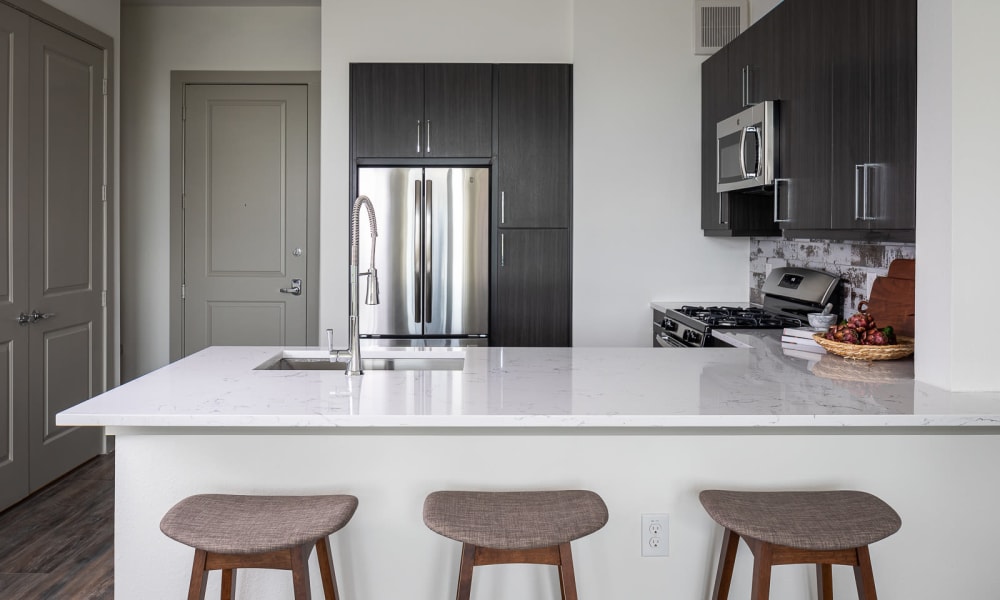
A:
357,167,489,344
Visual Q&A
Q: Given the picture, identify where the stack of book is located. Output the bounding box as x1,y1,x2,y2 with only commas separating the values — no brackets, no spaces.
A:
781,327,827,360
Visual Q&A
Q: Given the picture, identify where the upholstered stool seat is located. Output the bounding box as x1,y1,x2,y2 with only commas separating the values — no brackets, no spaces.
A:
423,490,608,600
699,490,901,600
161,494,358,600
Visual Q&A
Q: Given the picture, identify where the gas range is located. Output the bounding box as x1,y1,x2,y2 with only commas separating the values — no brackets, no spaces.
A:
652,267,841,348
674,305,806,329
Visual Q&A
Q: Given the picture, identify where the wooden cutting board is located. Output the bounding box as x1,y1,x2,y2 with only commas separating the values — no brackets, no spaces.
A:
859,258,915,337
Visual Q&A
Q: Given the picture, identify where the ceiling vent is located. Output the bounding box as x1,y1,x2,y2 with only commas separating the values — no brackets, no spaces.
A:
694,0,748,55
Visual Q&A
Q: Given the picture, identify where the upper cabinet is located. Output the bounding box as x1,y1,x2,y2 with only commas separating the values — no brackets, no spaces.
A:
772,0,833,231
826,0,917,235
701,0,916,242
351,63,492,159
496,64,572,229
700,14,781,237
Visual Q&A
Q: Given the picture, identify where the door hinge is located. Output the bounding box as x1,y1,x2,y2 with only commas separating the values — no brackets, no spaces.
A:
101,184,107,203
181,105,186,121
102,78,108,96
101,290,107,307
181,284,186,300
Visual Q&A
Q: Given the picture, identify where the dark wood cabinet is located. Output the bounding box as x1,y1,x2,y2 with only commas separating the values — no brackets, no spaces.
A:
351,63,492,158
772,0,833,230
350,62,572,347
497,64,572,229
492,229,571,347
701,0,916,241
826,0,916,236
701,19,780,236
493,64,573,346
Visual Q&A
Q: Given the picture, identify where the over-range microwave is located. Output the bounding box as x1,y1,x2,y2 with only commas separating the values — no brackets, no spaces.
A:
716,100,776,192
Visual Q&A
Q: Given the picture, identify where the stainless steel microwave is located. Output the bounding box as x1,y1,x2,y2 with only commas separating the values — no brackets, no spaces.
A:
716,101,776,192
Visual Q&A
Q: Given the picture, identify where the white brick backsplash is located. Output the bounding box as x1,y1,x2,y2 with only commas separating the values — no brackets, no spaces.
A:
750,238,915,319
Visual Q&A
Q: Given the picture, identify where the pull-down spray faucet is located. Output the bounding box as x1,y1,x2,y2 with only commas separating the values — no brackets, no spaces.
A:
330,195,379,375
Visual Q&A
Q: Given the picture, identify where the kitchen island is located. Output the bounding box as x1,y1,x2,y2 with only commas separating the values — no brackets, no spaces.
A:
58,341,1000,599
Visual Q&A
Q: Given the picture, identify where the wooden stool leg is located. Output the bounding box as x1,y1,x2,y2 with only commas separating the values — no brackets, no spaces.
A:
749,541,773,600
455,543,476,600
290,543,314,600
557,542,579,600
854,546,878,600
711,528,740,600
220,568,237,600
816,563,833,600
188,549,210,600
315,537,340,600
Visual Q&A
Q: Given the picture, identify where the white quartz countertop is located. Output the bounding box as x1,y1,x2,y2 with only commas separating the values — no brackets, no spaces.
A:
56,339,1000,429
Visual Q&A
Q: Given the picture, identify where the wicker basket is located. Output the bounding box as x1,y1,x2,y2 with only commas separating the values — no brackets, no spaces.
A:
811,333,914,361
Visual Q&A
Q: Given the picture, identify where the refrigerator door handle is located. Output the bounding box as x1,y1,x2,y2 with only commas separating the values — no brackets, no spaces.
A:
414,179,422,322
424,179,433,323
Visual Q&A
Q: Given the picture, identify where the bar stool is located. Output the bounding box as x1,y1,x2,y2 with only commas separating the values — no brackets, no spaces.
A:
423,490,608,600
160,493,358,600
699,490,901,600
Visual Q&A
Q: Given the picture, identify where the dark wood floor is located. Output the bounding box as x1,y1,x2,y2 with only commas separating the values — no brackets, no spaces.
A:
0,453,114,599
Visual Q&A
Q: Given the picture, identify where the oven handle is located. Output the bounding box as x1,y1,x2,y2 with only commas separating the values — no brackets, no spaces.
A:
655,333,688,348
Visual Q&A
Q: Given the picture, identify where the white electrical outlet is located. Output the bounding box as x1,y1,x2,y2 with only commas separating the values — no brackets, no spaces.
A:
641,513,669,557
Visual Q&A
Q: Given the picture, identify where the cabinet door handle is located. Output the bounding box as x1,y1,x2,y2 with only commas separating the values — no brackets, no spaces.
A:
500,191,506,224
500,233,505,267
416,120,422,153
740,66,746,107
773,178,791,223
854,164,877,221
426,119,431,154
718,193,727,225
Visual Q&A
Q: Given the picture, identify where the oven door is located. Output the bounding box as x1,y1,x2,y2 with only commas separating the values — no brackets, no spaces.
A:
653,322,692,348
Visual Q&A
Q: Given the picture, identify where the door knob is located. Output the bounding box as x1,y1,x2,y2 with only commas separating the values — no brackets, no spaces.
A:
279,278,303,296
28,310,55,323
15,312,31,325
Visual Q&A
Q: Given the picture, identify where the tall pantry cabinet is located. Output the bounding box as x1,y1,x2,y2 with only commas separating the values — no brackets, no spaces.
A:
0,1,112,512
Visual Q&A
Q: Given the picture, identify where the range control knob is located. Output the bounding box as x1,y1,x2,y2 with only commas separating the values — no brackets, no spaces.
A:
661,318,678,332
683,330,702,344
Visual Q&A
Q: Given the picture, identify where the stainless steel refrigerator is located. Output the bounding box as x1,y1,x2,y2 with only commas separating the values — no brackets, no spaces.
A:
357,167,489,344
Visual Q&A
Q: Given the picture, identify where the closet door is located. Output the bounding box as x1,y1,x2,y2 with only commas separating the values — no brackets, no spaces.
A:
0,4,30,511
26,19,104,489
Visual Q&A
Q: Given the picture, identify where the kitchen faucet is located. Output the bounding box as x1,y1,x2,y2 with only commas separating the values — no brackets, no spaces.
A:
329,195,379,375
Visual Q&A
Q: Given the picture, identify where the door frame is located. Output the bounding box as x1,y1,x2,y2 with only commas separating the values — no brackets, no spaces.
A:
169,71,321,361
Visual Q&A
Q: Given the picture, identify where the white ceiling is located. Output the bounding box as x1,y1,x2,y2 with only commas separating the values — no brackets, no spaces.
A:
122,0,319,6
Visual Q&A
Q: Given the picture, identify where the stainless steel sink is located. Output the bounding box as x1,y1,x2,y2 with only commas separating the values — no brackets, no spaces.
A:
255,354,464,371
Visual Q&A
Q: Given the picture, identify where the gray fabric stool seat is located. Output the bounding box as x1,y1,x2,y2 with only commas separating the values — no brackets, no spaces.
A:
161,493,358,600
699,490,901,600
423,490,608,600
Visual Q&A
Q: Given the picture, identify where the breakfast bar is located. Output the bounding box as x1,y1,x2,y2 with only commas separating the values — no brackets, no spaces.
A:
58,341,1000,599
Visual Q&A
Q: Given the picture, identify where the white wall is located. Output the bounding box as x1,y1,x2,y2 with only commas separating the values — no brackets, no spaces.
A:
572,0,759,347
915,0,1000,390
120,6,320,379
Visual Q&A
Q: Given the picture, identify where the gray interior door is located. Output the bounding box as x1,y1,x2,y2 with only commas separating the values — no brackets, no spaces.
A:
183,84,310,355
26,18,105,489
0,4,30,510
